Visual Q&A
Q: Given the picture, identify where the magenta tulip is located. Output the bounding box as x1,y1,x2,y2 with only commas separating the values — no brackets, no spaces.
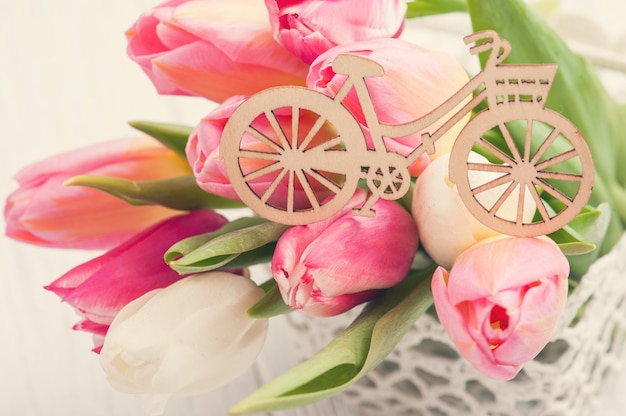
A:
265,0,407,64
4,136,190,250
307,38,470,175
431,237,569,380
271,190,418,317
45,210,228,352
126,0,309,102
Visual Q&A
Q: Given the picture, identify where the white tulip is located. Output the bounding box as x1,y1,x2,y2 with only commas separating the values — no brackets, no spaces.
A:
99,272,268,415
412,152,534,269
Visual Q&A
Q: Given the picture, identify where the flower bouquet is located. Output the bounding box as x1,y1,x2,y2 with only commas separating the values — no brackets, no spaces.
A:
4,1,626,415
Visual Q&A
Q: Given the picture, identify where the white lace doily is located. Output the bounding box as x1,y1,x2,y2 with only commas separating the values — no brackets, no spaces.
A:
286,4,626,415
286,233,626,416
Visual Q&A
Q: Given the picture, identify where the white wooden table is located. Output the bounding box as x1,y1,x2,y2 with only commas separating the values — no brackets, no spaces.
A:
1,2,625,415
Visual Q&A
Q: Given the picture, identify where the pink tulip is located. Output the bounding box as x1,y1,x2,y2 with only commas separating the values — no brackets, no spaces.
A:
307,38,470,176
265,0,407,64
126,0,309,102
5,136,190,250
187,95,340,207
431,237,569,380
271,190,418,317
45,210,228,352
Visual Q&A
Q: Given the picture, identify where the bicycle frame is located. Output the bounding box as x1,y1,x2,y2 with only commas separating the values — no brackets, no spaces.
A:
220,30,593,235
328,30,515,171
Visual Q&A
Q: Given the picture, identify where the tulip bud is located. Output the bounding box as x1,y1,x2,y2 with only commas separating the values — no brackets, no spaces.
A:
45,210,228,351
100,272,268,415
431,236,569,380
4,136,190,250
272,190,418,316
265,0,408,64
307,38,470,176
126,0,308,102
412,153,535,269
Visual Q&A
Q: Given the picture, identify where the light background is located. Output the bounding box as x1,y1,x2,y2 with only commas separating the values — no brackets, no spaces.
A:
1,1,625,416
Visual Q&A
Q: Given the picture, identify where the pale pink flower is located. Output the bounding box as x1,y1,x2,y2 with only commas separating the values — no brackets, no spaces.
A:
412,153,535,269
187,95,340,207
126,0,309,102
45,210,228,352
5,136,190,250
272,190,418,317
431,237,569,380
265,0,408,64
307,38,470,176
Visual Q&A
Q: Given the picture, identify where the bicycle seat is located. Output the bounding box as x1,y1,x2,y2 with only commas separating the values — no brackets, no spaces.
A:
332,54,385,78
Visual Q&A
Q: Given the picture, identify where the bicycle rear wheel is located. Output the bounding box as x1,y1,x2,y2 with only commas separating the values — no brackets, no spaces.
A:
449,107,594,237
220,87,365,225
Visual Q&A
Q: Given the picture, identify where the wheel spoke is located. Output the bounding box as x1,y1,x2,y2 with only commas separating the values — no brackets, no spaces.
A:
499,122,522,163
304,168,342,194
478,137,516,165
471,173,514,195
237,150,282,162
530,126,560,165
535,149,578,170
246,126,284,153
528,183,551,223
534,178,573,205
260,168,288,204
291,107,300,150
523,119,533,161
287,169,295,213
295,169,320,209
265,110,291,150
487,179,518,216
517,183,527,225
467,162,513,174
305,136,343,152
537,170,583,182
242,162,282,182
299,114,327,150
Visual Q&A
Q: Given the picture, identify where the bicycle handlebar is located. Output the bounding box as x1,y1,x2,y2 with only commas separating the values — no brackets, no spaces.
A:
464,30,511,67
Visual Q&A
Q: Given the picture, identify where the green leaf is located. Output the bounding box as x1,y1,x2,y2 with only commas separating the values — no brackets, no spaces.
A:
406,0,467,18
129,120,193,158
467,0,626,252
167,219,288,274
165,217,268,263
64,175,243,211
247,279,293,318
229,267,435,414
565,203,611,278
557,242,595,256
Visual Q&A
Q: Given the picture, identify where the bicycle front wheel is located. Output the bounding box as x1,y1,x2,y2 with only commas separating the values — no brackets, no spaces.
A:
220,87,366,225
449,107,594,237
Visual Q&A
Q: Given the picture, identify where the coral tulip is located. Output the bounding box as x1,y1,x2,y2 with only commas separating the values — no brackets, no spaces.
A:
265,0,408,64
126,0,309,102
431,236,569,380
5,136,190,250
307,38,470,175
100,272,268,415
45,210,228,352
272,190,418,316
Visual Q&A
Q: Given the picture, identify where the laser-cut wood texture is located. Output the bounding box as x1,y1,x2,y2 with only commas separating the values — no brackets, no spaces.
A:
220,30,594,237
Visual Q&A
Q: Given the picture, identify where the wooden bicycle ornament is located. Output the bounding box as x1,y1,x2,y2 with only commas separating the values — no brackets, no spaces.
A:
220,30,594,237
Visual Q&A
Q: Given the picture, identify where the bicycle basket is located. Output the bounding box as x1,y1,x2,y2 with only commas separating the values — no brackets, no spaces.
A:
487,64,557,108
